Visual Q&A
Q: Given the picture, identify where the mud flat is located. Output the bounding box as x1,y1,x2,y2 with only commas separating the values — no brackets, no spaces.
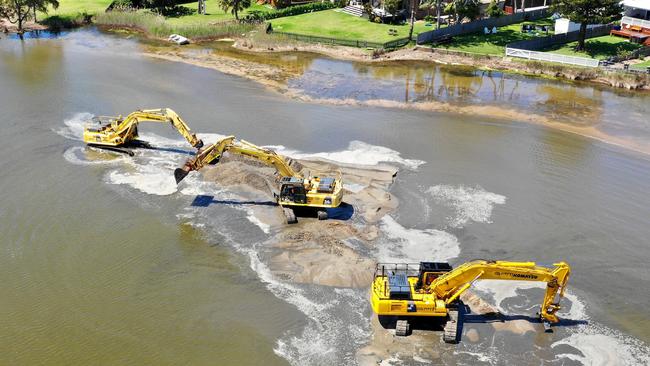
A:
142,46,650,157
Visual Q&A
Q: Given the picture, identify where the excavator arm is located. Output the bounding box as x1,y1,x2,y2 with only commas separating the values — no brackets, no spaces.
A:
83,108,203,149
174,136,300,183
427,260,571,323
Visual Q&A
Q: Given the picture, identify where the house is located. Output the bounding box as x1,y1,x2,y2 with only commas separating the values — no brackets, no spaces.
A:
503,0,552,14
623,0,650,21
611,0,650,45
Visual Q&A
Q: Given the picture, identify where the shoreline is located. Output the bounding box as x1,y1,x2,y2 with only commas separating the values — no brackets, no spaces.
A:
143,45,650,157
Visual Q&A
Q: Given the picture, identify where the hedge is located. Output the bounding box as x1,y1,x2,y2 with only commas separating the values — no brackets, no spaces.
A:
243,2,336,22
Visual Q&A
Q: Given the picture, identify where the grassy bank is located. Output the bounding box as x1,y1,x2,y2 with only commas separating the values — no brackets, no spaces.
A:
46,0,112,17
95,9,257,39
270,10,431,43
541,35,642,60
38,0,111,27
437,17,553,56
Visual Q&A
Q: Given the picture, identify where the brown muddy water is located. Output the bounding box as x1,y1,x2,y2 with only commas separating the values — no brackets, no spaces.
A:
1,28,650,365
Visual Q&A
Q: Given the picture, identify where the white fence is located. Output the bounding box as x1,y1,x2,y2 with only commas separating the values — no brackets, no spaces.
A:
622,16,650,29
505,47,600,67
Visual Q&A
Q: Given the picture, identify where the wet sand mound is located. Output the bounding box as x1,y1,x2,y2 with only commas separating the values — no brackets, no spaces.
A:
197,152,398,288
194,150,548,360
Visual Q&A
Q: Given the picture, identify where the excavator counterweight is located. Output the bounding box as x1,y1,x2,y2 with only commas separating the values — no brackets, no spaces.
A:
371,260,571,343
175,136,344,224
83,108,203,150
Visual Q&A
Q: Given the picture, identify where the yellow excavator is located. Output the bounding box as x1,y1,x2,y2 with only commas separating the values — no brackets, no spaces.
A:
174,136,344,224
371,260,571,343
83,108,203,154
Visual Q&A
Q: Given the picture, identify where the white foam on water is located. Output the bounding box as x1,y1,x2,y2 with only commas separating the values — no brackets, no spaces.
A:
552,326,650,366
379,355,404,366
470,280,650,366
55,112,94,141
471,280,545,314
107,168,178,196
412,355,432,364
246,212,271,234
426,185,506,228
267,140,426,170
62,146,130,166
178,177,221,197
454,351,495,364
343,183,367,193
378,215,460,263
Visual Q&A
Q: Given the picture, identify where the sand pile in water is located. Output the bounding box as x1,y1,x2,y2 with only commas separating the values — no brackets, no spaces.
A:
195,151,552,361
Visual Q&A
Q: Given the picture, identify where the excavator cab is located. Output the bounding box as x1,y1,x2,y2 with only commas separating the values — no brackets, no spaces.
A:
279,177,307,204
415,262,453,292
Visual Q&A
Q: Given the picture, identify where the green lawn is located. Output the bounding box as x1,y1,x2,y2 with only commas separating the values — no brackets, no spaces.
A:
634,58,650,67
165,1,273,25
45,0,113,18
541,35,642,60
270,9,433,43
437,17,554,55
40,0,267,23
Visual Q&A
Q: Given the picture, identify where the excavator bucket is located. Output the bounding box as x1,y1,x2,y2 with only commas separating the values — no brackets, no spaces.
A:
174,168,190,184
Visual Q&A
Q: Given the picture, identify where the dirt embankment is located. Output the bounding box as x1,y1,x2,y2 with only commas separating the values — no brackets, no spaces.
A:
0,19,48,33
235,37,650,91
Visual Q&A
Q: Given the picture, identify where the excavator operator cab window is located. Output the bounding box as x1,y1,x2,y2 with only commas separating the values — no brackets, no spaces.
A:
424,273,438,285
281,184,306,204
416,262,453,291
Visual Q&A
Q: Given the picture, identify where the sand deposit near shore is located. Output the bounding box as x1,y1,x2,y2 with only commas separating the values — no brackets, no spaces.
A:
142,46,650,157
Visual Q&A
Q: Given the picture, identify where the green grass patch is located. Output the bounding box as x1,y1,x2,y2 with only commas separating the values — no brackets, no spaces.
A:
43,0,112,19
95,9,257,38
270,9,433,43
540,35,643,60
437,17,554,56
632,58,650,68
165,0,273,25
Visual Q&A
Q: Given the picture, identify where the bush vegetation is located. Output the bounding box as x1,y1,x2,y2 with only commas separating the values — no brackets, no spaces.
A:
95,8,256,38
243,1,335,22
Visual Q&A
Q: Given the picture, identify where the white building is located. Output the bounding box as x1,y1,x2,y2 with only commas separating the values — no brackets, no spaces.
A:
623,0,650,21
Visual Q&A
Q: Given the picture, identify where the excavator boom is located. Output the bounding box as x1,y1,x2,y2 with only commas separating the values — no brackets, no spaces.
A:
174,136,300,184
83,108,203,149
174,135,343,222
428,260,570,323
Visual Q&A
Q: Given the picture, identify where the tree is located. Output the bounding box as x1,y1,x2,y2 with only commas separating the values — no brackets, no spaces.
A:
383,0,400,23
26,0,58,22
197,0,206,14
218,0,251,20
551,0,622,51
486,0,504,18
145,0,175,13
0,0,31,32
444,0,479,24
407,0,420,41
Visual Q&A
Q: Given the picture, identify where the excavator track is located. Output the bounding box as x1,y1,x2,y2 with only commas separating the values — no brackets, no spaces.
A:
283,207,297,224
88,144,135,156
395,320,409,337
443,307,460,344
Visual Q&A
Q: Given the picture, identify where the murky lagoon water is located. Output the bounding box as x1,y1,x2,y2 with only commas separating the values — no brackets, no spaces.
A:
1,28,650,365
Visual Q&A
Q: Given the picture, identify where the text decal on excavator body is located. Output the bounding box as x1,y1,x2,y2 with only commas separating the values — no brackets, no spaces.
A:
495,272,539,280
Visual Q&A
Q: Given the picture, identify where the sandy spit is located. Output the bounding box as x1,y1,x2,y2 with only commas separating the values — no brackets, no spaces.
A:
143,46,650,157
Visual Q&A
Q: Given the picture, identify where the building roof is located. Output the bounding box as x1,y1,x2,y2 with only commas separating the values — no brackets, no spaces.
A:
623,0,650,11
